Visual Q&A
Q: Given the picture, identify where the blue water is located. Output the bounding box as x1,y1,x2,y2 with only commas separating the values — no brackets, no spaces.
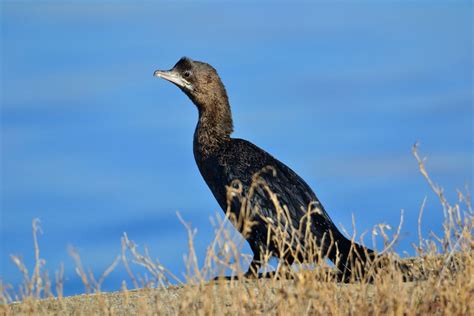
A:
1,2,472,296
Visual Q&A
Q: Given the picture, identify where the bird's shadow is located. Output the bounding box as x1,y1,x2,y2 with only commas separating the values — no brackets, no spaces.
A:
212,272,282,282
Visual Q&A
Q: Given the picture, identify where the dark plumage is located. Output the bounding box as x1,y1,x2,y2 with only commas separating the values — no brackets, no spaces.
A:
153,57,375,280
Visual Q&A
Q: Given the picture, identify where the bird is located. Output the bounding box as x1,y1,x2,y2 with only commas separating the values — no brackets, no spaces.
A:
153,57,376,281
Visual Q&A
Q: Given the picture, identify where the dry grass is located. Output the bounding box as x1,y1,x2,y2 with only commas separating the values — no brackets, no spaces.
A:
1,144,473,315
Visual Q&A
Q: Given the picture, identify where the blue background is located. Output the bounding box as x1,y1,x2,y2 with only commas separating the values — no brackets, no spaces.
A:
1,1,472,296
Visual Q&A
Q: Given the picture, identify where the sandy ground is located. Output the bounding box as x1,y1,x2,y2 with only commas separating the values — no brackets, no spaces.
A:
4,278,420,316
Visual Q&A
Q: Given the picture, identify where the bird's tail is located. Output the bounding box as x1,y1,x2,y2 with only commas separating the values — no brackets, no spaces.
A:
333,238,376,282
334,238,415,282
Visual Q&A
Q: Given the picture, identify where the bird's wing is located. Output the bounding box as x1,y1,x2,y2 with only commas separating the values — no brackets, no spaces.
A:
224,139,338,244
252,160,337,240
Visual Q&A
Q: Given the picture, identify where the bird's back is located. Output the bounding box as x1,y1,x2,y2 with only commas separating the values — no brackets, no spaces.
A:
194,138,343,258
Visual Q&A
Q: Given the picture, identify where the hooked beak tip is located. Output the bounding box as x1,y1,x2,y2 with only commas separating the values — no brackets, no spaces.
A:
153,70,164,78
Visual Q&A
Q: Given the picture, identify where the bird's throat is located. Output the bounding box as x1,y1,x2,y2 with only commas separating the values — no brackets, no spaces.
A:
193,103,233,158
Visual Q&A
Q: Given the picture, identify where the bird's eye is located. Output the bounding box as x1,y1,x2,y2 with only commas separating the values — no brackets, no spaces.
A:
183,71,191,78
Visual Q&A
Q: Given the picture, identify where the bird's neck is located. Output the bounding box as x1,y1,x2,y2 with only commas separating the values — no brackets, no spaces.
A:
193,99,233,158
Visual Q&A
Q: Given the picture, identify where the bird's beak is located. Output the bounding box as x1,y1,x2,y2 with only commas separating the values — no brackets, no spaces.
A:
153,69,192,90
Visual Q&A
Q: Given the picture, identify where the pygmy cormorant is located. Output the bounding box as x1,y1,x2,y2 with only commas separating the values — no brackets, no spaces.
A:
153,57,375,280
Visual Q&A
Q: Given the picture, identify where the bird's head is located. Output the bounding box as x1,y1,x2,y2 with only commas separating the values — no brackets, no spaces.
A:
154,57,229,113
